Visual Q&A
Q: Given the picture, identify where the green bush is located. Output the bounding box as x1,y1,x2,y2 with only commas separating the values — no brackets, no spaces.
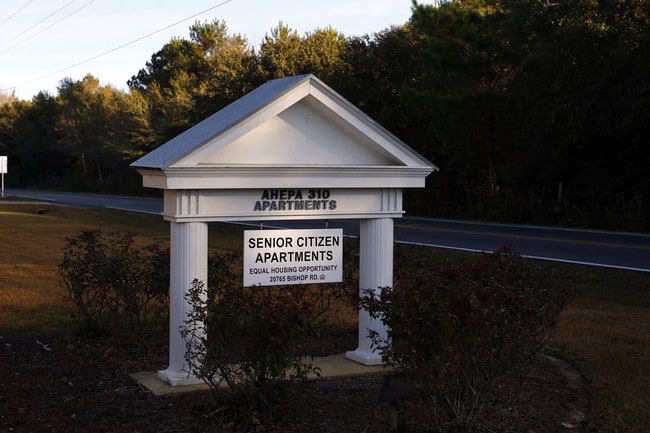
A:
58,230,169,335
362,245,570,431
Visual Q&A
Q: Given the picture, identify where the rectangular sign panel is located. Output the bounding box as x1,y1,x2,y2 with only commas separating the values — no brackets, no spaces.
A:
243,228,343,287
0,156,6,174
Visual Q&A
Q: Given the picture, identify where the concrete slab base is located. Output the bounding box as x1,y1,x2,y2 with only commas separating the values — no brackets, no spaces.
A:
346,349,384,366
130,371,210,397
132,354,389,397
314,353,387,377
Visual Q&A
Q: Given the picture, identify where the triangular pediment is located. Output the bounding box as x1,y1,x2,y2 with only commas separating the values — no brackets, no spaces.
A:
132,74,436,189
198,96,400,166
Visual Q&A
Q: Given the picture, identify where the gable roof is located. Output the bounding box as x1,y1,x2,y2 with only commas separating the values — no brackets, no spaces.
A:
131,74,436,190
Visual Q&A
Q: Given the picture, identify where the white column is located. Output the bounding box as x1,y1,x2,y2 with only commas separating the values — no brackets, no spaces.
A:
158,221,208,386
346,218,393,365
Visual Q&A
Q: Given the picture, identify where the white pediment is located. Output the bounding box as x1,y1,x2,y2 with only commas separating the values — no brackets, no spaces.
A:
132,74,436,190
199,96,400,166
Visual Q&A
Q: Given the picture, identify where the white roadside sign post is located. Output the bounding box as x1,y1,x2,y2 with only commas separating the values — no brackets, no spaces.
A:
0,156,7,197
244,228,343,286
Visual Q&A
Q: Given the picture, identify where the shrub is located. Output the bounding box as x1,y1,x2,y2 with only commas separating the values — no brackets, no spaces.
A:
362,245,569,430
181,251,339,421
58,230,169,335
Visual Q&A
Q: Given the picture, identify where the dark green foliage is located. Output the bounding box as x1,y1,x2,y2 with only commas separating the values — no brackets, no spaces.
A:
58,230,169,335
361,244,569,430
2,2,650,229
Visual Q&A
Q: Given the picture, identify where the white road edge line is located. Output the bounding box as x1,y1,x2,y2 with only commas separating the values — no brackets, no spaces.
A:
397,240,650,273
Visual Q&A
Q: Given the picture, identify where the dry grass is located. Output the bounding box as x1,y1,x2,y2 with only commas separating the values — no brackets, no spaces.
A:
0,203,242,330
553,297,650,432
550,263,650,433
1,202,648,431
0,204,163,329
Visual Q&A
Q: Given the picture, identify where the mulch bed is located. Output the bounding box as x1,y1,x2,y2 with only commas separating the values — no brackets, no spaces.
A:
1,328,589,433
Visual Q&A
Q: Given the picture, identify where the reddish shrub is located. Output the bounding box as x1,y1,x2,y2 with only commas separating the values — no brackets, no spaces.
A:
361,245,569,430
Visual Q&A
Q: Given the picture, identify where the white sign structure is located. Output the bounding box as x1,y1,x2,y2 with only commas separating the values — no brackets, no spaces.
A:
244,228,343,286
132,74,437,386
0,156,6,198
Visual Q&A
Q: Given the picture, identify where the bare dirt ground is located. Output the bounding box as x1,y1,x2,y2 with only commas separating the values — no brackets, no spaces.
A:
1,328,588,433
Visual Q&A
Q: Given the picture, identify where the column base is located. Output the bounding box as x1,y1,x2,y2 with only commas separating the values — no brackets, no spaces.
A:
158,368,204,387
345,349,384,366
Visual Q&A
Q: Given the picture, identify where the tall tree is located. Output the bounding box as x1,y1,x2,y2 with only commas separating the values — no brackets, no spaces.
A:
404,0,517,218
56,75,148,191
259,23,348,82
188,20,262,121
298,26,349,81
0,93,21,154
259,23,302,78
504,0,650,228
128,38,203,92
1,92,62,188
129,20,260,142
335,24,428,143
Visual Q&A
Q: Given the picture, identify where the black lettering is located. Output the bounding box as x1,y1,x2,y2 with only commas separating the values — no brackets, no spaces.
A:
256,191,336,212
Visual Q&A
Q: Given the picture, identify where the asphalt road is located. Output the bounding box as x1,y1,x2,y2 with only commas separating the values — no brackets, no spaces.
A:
5,188,650,273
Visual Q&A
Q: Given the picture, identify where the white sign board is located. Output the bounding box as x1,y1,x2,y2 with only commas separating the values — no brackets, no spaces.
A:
243,228,343,286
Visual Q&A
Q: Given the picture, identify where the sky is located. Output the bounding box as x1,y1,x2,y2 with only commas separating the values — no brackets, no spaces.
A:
0,0,429,100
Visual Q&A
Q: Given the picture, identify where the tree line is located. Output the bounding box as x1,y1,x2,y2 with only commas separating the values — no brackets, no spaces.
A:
1,0,648,231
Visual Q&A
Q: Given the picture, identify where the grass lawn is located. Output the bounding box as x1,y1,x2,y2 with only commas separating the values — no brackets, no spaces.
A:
552,266,650,433
1,202,648,432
